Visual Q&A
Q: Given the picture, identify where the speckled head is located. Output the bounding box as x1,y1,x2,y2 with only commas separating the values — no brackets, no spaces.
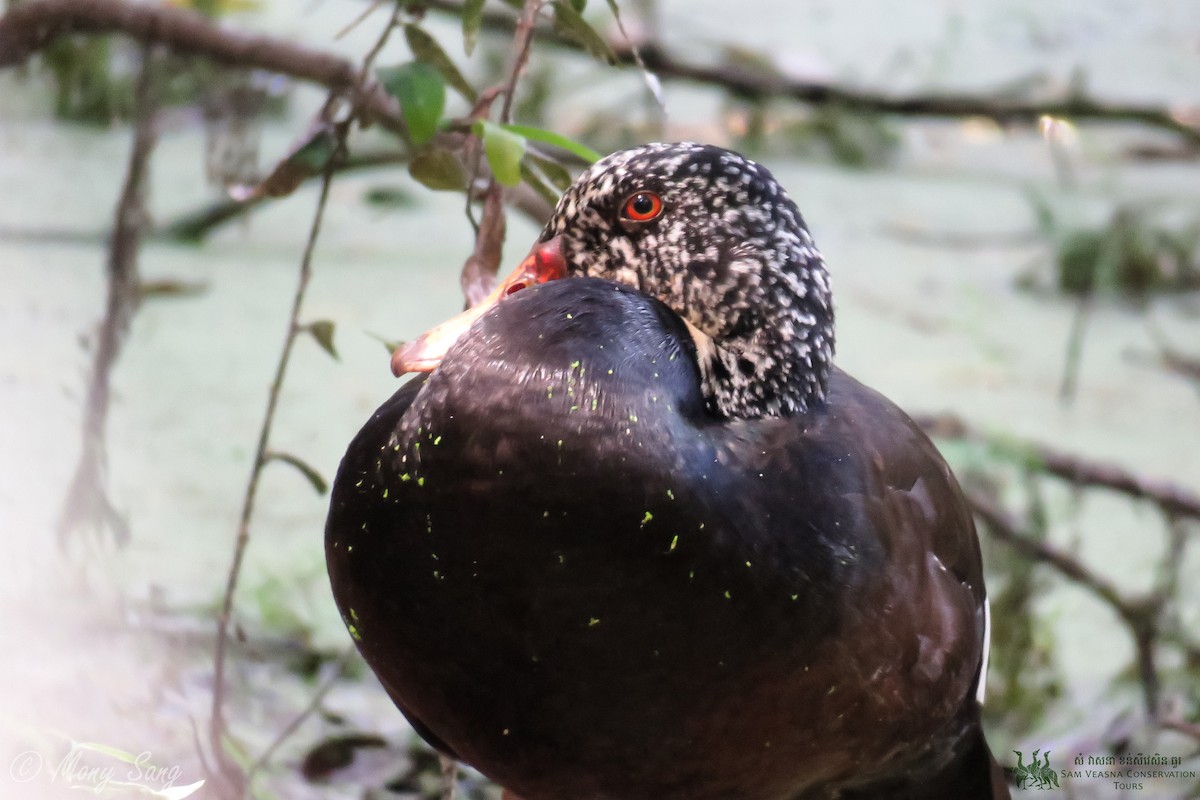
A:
539,142,835,419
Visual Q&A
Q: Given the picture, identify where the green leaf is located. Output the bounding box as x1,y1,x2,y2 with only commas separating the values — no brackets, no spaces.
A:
498,123,601,163
462,0,486,56
304,319,339,360
404,24,477,102
551,0,615,64
570,0,587,9
474,120,526,187
287,128,339,173
378,61,446,146
409,147,468,191
267,451,328,495
367,331,404,353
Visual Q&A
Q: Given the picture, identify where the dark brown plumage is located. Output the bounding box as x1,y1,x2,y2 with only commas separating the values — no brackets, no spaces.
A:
326,143,1010,799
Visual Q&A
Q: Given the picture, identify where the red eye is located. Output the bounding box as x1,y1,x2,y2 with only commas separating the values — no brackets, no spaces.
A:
621,192,663,222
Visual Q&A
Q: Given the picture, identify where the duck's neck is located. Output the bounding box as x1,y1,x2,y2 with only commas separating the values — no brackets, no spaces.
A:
696,261,836,421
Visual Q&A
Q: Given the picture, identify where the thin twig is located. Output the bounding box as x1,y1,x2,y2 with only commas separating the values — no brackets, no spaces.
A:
161,150,415,241
206,126,346,795
207,8,402,793
605,0,666,124
457,0,544,303
336,0,386,40
159,148,554,243
498,0,543,125
461,87,507,236
245,645,357,780
355,1,402,96
914,412,1200,522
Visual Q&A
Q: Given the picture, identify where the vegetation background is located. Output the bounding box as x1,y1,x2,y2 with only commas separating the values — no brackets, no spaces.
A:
0,0,1198,797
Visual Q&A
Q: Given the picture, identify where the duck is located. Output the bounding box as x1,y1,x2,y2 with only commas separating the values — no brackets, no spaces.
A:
325,142,1011,800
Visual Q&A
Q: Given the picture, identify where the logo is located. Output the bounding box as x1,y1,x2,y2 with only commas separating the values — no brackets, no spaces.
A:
1010,749,1060,790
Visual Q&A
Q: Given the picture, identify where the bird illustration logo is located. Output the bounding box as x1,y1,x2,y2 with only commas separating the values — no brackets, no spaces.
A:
1010,749,1061,790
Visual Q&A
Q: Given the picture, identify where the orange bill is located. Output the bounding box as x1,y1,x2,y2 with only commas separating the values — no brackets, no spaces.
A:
391,236,567,376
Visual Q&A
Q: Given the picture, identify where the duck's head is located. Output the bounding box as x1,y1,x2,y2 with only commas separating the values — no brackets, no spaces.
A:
394,142,835,419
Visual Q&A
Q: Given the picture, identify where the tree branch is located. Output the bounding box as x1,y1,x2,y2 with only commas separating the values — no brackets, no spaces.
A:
55,42,158,546
0,0,403,132
966,490,1170,715
158,147,554,242
914,411,1200,522
421,0,1200,148
969,491,1128,611
5,0,1196,150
